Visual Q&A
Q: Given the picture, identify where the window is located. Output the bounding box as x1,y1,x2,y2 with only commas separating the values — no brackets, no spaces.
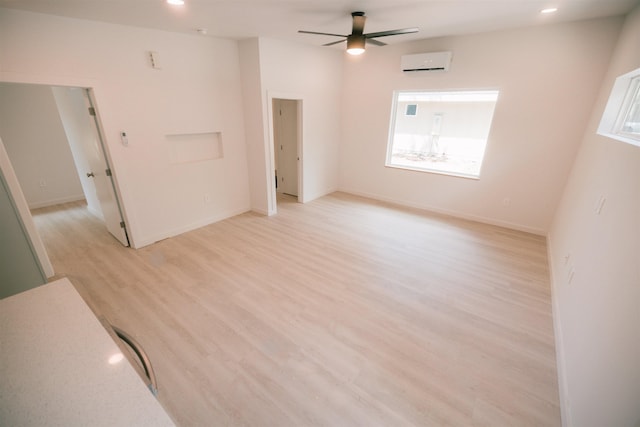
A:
386,90,499,178
615,75,640,140
598,67,640,147
405,104,418,116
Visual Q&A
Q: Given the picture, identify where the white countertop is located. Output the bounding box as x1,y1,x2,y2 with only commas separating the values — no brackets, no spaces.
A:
0,278,176,426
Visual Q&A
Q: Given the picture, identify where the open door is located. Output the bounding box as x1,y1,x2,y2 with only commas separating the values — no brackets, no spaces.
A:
273,98,300,198
52,87,129,246
82,90,129,246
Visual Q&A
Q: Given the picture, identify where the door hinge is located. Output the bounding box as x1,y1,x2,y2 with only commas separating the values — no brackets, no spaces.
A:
105,168,112,177
88,107,96,116
120,221,126,228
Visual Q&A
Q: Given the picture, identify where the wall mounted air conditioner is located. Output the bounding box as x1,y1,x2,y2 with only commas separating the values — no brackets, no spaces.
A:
401,51,452,73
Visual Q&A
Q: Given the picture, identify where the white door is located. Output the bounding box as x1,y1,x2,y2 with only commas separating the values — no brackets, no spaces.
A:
81,91,129,246
52,87,129,246
82,89,129,246
274,99,299,197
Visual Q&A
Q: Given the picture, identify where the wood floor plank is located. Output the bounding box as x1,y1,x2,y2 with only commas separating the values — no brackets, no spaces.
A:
31,192,561,426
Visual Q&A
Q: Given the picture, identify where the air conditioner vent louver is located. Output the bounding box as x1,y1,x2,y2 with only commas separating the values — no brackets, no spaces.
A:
403,67,446,72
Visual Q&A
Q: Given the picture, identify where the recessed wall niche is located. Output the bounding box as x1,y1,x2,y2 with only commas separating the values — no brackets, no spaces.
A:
165,132,223,164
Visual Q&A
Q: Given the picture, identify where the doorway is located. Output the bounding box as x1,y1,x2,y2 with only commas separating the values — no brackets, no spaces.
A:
0,82,129,249
271,97,302,204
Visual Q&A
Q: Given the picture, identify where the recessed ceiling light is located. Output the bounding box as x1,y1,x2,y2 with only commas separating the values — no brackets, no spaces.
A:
167,0,184,5
541,7,558,14
108,353,124,365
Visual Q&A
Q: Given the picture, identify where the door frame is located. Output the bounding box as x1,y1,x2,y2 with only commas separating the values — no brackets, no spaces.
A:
0,74,132,253
0,137,54,278
272,98,299,197
267,91,303,215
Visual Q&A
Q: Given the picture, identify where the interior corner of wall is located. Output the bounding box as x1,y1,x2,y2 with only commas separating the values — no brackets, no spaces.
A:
546,237,572,427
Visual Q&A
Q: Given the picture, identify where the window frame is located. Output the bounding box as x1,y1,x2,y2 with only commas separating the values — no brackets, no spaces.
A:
613,75,640,141
385,89,499,179
598,67,640,147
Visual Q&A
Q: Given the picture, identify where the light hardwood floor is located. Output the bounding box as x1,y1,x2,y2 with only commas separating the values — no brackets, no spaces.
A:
33,192,561,426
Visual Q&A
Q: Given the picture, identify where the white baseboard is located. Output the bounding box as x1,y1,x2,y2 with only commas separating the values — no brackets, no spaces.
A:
133,206,251,249
28,194,85,210
251,207,269,215
338,188,547,236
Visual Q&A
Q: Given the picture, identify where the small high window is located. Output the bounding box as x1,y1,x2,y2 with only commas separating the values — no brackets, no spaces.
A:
615,75,640,141
386,90,499,178
598,67,640,147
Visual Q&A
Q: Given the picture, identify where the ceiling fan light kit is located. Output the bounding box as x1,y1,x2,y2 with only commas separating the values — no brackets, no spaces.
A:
299,11,418,55
346,35,365,55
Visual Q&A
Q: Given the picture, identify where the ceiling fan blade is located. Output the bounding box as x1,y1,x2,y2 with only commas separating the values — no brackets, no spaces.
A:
351,11,366,34
323,39,346,46
365,28,419,39
298,30,347,38
301,12,418,51
366,38,387,47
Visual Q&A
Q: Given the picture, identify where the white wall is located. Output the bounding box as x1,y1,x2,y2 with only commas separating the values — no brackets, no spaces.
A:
257,38,343,205
548,4,640,427
0,8,250,247
339,18,622,234
0,83,84,209
238,38,269,214
240,37,343,214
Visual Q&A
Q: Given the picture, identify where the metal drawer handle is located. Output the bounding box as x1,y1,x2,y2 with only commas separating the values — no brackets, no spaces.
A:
112,325,158,396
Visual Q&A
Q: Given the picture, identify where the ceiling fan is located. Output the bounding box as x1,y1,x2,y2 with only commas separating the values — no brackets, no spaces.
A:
298,11,419,55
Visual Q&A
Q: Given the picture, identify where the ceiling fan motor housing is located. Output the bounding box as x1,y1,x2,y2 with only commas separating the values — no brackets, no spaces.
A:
347,34,366,50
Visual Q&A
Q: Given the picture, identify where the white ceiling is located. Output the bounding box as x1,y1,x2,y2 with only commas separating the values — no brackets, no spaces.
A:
0,0,637,48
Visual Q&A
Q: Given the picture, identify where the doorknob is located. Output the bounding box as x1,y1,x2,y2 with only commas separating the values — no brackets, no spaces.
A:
86,172,95,178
